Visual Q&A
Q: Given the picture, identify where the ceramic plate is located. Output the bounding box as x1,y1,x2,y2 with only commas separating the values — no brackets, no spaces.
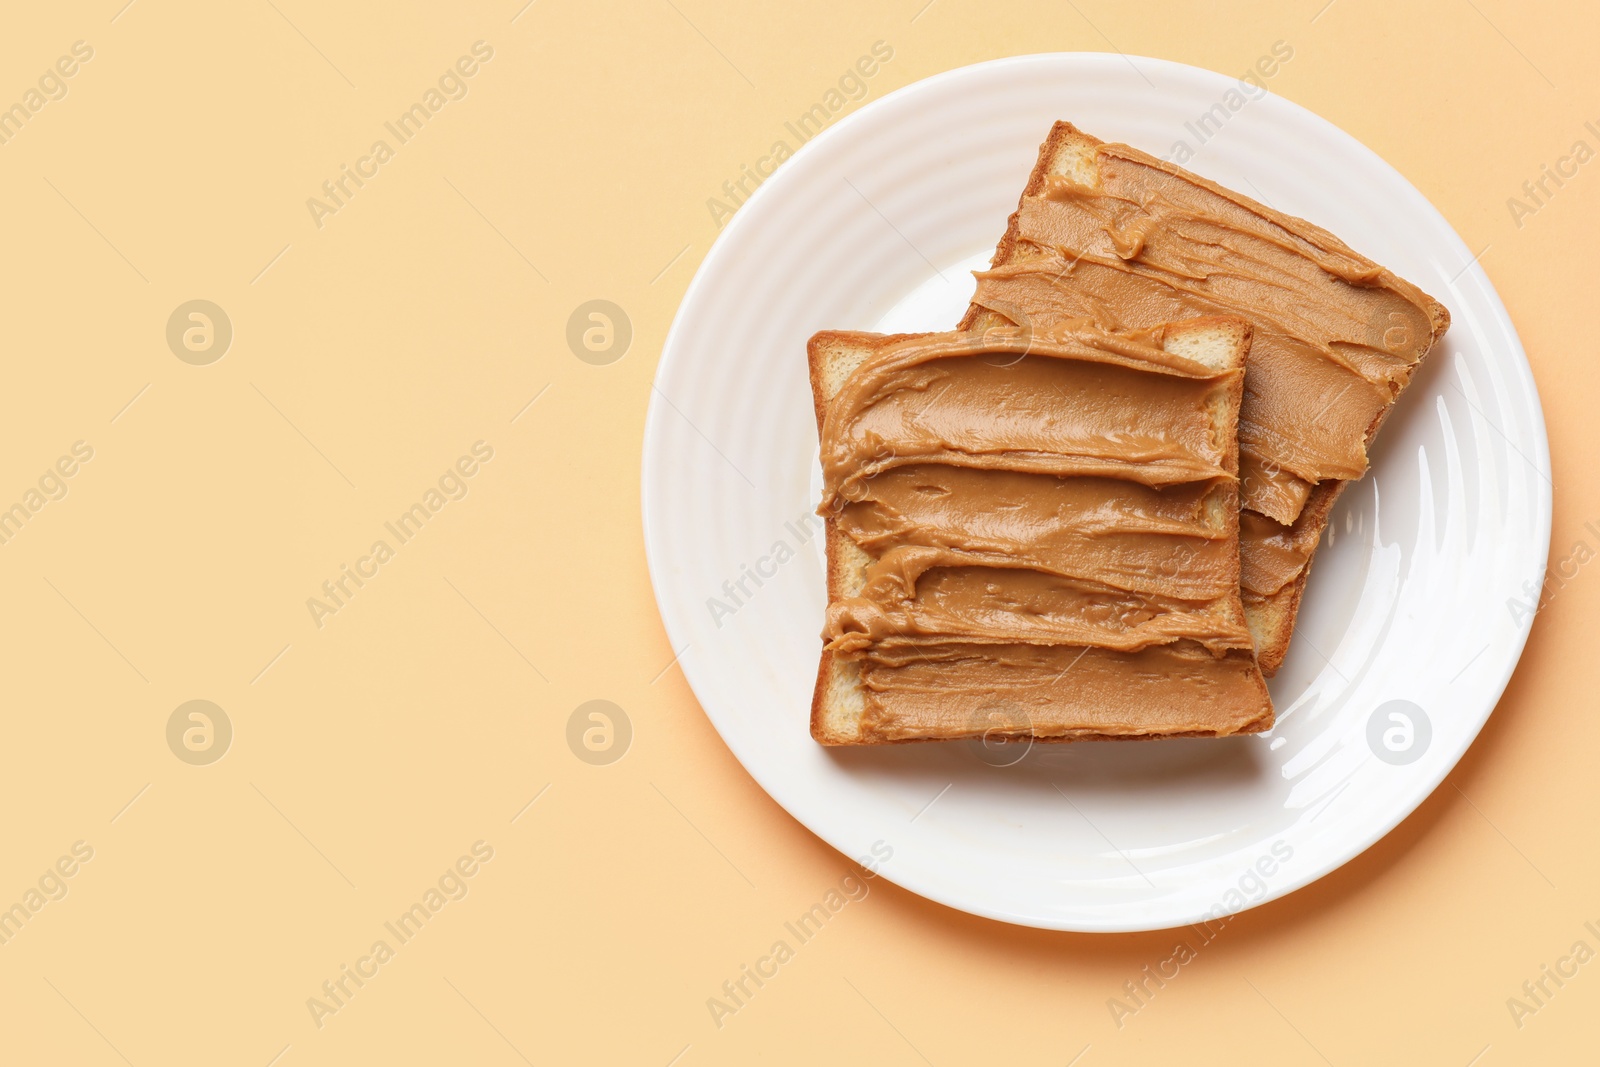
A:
641,54,1550,931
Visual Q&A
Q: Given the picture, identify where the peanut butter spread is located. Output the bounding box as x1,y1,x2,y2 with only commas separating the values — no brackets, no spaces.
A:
818,325,1271,738
1238,507,1324,599
969,142,1447,532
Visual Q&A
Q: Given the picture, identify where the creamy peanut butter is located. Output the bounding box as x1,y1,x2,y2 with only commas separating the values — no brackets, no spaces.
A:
818,325,1271,737
1238,508,1322,600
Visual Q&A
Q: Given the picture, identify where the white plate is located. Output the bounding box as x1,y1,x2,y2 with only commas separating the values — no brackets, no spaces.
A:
641,54,1550,932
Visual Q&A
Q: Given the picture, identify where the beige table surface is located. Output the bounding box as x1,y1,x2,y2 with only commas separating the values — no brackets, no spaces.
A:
0,1,1593,1063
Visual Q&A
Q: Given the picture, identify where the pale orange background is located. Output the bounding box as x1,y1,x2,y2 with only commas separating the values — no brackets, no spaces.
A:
0,1,1593,1063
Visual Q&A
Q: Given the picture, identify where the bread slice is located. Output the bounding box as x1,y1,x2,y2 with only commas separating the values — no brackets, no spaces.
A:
808,319,1273,745
959,121,1450,674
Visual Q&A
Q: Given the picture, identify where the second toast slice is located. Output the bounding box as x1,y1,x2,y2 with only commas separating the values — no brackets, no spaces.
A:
960,121,1450,674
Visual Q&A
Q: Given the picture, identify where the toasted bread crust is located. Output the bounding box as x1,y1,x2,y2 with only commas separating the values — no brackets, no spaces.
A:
807,331,928,744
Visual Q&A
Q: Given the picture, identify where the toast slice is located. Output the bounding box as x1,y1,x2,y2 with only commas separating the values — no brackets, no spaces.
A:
960,122,1450,674
808,318,1273,745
